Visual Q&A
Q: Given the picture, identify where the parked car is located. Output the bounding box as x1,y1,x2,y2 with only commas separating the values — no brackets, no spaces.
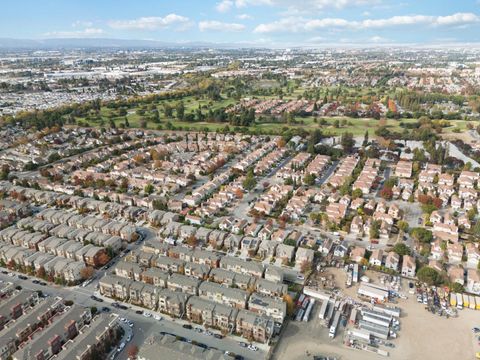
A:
182,324,193,329
18,275,28,280
248,344,258,351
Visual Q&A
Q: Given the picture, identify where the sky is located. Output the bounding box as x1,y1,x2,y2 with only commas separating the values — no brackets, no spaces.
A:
1,0,480,47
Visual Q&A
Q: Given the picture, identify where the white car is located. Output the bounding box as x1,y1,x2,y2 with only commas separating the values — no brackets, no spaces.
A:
153,314,162,321
128,321,134,328
126,334,132,342
120,317,127,322
248,344,258,351
117,342,125,352
143,312,152,318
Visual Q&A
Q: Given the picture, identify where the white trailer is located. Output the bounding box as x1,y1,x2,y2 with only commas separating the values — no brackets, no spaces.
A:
303,299,315,322
456,293,463,309
329,311,341,338
318,299,329,320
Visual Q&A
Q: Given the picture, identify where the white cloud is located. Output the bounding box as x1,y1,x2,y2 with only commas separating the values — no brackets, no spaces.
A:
370,35,389,43
216,0,234,12
108,14,192,31
43,28,104,38
72,20,93,28
199,20,246,32
235,0,379,12
254,12,480,33
237,14,253,20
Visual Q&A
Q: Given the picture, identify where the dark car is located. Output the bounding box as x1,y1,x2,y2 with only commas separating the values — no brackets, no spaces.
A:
118,304,128,310
39,282,47,286
32,279,40,284
112,302,120,308
135,310,143,315
102,307,111,312
213,334,223,339
1,271,8,275
18,275,28,280
182,324,193,329
90,295,103,302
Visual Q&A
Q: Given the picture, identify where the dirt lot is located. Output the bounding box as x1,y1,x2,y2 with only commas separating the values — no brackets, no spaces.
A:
273,269,480,360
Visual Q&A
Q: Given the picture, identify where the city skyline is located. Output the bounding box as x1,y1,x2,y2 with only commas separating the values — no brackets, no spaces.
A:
1,0,480,47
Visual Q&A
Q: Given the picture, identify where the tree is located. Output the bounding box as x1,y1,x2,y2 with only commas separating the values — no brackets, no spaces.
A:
410,227,433,243
96,252,111,267
176,102,185,120
417,266,441,286
341,131,355,153
283,294,295,316
80,266,95,280
303,173,316,186
397,220,409,233
369,220,380,239
36,266,46,279
186,235,198,247
352,188,363,199
242,169,256,191
144,183,154,195
393,243,411,256
450,282,464,293
379,186,393,200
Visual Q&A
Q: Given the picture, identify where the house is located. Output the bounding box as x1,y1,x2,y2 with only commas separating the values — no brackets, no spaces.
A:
248,293,286,322
401,255,416,277
433,222,459,243
350,216,363,235
350,247,366,263
167,273,201,295
186,296,238,333
448,266,465,285
264,266,284,283
428,259,444,273
198,281,249,309
235,310,274,344
275,244,295,264
295,247,314,271
466,269,480,294
385,252,400,271
99,275,132,300
141,268,169,287
157,289,190,318
467,243,480,269
369,249,384,267
255,278,288,298
208,268,256,290
447,243,463,264
430,240,444,261
184,262,210,280
325,203,347,223
220,256,264,278
333,241,348,258
113,261,143,282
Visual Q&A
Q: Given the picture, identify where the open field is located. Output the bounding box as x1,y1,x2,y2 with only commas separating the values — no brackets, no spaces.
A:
273,269,480,360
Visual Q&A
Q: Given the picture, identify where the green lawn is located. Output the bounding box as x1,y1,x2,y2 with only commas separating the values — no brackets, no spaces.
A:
73,95,478,137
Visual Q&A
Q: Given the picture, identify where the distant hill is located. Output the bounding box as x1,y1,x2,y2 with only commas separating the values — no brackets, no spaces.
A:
0,37,256,50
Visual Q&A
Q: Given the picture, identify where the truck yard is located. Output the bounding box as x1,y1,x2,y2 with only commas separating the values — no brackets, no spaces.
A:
273,267,480,360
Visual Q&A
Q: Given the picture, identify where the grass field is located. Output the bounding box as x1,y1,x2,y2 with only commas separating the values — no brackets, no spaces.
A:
75,94,478,138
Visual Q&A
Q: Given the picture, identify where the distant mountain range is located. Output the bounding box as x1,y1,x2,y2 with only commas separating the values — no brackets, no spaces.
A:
1,37,479,51
0,37,259,50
